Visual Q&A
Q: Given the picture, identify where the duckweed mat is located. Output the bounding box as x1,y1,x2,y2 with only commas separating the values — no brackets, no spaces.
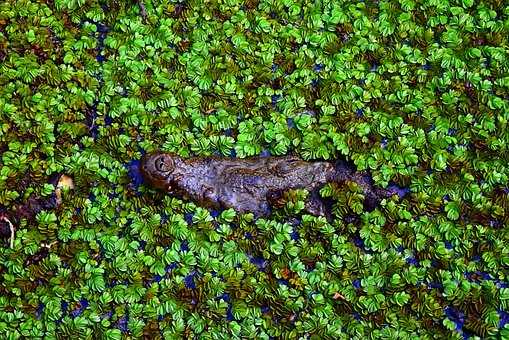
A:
1,0,509,339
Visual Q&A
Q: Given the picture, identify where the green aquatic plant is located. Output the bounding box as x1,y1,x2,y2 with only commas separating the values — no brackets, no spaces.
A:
0,0,509,338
